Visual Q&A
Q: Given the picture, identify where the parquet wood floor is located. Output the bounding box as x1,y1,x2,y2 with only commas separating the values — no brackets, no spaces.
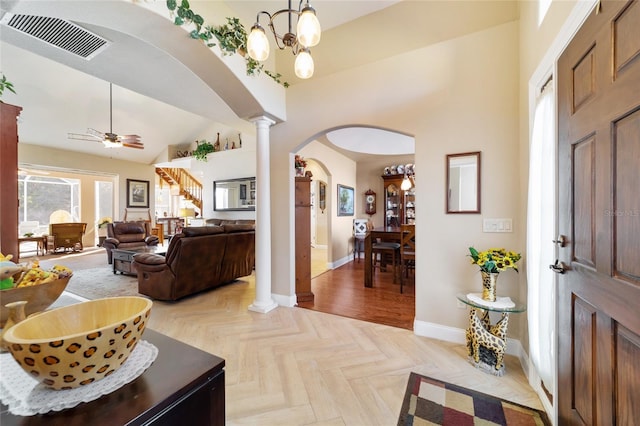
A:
34,247,544,424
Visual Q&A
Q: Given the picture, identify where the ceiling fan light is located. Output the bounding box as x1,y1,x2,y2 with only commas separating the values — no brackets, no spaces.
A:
247,24,270,61
103,139,122,148
297,6,321,47
294,49,314,79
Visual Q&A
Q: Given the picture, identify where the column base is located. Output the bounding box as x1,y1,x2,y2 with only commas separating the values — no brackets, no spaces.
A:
248,300,278,314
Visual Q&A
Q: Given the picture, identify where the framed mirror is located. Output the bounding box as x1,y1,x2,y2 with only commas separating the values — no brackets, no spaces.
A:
446,152,481,214
214,177,256,211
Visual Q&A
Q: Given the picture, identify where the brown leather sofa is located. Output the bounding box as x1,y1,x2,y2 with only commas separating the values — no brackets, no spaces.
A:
204,218,256,226
133,224,255,301
103,221,159,264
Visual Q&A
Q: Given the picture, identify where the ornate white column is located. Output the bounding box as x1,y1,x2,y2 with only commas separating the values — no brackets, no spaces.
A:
248,116,278,313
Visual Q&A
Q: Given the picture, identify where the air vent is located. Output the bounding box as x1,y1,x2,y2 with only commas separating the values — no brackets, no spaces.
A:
1,13,110,60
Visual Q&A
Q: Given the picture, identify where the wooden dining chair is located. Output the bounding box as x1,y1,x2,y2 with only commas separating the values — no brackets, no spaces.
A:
372,224,401,283
400,224,416,293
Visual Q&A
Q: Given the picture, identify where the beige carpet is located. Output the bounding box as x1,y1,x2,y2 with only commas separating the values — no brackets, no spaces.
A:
64,267,142,300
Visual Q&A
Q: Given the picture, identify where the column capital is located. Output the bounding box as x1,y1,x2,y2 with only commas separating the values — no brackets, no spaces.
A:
249,115,276,127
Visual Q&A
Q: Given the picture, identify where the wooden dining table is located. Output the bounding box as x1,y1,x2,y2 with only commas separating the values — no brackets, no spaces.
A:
364,226,402,287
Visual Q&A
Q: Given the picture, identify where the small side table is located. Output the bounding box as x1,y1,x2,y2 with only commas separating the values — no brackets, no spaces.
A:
456,293,526,376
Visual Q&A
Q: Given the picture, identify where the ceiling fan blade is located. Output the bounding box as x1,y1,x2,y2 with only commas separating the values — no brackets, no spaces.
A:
118,134,141,142
122,142,144,150
86,128,105,138
68,132,102,142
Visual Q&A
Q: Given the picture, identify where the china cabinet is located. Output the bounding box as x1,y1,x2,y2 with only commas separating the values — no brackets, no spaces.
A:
382,175,415,226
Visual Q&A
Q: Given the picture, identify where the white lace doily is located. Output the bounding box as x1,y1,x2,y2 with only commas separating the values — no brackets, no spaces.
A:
466,292,515,309
0,339,158,416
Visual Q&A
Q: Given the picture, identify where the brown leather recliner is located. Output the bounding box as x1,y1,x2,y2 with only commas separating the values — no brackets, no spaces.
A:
103,221,159,264
133,225,255,301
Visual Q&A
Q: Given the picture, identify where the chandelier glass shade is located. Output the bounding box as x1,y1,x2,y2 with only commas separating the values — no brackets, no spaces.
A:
246,0,321,79
294,49,314,79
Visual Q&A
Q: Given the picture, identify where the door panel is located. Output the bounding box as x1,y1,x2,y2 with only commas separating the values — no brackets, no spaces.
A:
572,298,596,425
613,109,640,283
616,325,640,425
557,1,640,424
572,136,596,267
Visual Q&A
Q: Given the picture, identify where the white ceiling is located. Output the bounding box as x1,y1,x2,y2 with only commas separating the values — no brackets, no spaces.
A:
0,1,518,165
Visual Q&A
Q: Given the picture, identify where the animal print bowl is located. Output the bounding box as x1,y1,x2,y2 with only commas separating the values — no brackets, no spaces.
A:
2,296,152,390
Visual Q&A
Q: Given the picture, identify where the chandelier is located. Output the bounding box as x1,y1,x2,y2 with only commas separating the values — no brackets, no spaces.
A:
246,0,321,79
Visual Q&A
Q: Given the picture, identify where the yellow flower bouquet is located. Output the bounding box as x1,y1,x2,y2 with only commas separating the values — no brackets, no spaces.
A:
468,247,521,274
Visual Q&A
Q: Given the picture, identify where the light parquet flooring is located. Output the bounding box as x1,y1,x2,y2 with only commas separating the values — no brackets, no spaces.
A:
148,274,545,425
33,247,545,424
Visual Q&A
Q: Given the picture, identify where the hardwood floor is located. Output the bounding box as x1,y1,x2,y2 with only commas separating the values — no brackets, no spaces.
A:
31,246,545,424
301,257,415,330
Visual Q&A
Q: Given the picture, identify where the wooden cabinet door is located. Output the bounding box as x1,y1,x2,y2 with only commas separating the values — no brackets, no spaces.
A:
295,177,313,303
557,1,640,423
0,103,22,258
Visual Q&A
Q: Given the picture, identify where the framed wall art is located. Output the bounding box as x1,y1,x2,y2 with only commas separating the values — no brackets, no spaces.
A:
337,184,354,216
126,179,149,208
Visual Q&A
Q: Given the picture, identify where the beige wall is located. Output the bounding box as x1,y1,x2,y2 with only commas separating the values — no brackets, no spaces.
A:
270,21,522,333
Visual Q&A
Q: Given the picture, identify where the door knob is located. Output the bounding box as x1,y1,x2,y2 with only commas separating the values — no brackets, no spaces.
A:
552,235,567,247
549,259,567,274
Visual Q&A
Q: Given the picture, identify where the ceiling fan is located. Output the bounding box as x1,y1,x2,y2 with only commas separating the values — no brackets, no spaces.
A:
68,83,144,149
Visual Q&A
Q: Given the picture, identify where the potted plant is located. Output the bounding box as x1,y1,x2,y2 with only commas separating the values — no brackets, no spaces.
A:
0,73,16,99
97,217,113,228
192,139,214,161
295,155,307,176
468,247,521,301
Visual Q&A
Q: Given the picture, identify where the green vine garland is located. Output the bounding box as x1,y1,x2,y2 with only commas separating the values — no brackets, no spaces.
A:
166,0,289,87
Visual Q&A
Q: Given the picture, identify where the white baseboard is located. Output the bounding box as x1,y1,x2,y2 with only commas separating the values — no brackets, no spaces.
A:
413,319,524,358
526,362,555,424
329,255,352,269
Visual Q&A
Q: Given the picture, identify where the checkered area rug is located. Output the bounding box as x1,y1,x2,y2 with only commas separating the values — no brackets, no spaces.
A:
397,373,550,425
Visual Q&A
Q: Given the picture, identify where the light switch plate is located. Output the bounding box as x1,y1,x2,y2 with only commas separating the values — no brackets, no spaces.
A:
483,218,513,233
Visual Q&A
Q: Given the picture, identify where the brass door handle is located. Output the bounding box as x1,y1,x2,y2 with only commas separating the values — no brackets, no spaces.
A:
549,259,567,274
552,235,567,247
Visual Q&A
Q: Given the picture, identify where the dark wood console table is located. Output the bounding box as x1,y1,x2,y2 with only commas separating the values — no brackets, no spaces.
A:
0,329,225,425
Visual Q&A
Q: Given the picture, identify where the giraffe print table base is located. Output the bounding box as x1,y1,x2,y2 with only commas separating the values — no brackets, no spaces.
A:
465,309,509,376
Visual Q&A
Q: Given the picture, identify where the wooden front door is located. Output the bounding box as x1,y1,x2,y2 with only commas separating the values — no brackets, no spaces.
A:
557,1,640,424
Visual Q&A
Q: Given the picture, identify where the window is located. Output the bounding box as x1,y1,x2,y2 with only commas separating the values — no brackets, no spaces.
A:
18,175,80,225
95,180,113,220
